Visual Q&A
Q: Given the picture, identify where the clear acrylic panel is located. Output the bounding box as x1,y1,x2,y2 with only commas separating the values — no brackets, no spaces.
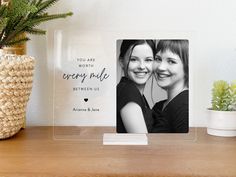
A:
52,29,197,143
52,29,116,141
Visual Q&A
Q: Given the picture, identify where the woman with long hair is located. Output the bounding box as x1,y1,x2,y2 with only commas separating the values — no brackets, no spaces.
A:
117,40,155,133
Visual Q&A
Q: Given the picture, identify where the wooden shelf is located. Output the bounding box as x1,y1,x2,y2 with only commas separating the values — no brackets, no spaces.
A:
0,127,236,177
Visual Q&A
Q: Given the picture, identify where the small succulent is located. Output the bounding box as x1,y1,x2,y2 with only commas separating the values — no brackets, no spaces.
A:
211,80,236,111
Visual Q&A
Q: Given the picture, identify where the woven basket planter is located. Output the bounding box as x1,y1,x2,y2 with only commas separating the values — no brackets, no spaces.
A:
0,54,35,139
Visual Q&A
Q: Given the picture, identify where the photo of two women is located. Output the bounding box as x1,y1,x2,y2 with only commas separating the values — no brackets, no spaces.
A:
117,39,189,133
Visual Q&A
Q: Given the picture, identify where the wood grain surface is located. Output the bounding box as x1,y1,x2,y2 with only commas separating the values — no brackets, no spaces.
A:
0,127,236,177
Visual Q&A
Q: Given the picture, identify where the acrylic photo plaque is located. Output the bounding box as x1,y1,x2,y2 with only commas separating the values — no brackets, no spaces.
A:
52,29,196,142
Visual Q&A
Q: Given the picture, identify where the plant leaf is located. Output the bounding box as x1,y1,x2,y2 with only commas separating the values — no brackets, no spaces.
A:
5,36,30,46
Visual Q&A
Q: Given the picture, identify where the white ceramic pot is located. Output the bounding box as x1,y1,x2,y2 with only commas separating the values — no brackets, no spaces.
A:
207,110,236,137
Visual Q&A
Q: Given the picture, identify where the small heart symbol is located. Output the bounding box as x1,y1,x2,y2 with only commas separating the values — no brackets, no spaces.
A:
84,98,88,102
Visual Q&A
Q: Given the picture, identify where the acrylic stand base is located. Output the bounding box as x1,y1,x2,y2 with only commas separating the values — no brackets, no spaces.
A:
103,133,148,145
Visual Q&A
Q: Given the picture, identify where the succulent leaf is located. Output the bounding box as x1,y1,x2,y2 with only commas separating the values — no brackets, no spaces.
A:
211,80,236,111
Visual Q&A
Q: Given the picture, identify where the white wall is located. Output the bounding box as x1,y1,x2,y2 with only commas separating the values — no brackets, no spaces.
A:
26,0,236,127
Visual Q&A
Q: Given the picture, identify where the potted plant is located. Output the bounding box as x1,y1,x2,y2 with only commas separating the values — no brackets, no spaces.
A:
0,0,72,139
207,80,236,137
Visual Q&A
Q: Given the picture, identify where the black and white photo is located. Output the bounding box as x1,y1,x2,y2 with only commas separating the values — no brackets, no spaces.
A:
117,39,189,133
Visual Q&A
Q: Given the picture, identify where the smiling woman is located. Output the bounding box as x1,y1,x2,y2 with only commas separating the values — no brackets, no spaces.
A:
117,40,155,133
152,40,189,133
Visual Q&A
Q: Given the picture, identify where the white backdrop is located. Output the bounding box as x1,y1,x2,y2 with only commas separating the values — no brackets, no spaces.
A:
26,0,236,127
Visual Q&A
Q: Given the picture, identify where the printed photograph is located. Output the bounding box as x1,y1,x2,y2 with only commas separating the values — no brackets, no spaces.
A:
116,39,189,133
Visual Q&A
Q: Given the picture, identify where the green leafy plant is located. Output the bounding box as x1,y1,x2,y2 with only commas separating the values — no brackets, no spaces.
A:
211,80,236,111
0,0,73,48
